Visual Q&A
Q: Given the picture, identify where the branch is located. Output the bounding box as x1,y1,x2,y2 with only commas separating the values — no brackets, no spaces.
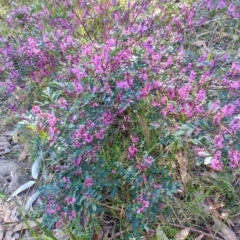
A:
168,223,223,240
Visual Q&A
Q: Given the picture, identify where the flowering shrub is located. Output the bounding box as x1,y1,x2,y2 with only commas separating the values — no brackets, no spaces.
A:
0,0,239,237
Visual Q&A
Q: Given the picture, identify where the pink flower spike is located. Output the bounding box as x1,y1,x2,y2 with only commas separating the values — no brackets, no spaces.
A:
213,135,224,149
210,151,223,171
65,197,76,206
128,145,138,159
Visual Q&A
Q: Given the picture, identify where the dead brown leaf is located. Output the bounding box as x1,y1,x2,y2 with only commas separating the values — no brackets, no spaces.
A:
175,152,191,186
194,234,204,240
18,144,29,161
53,229,71,240
0,147,10,155
205,197,224,219
0,136,11,155
12,218,42,232
3,205,19,224
0,136,10,147
212,216,238,240
12,133,19,144
192,40,211,53
202,199,237,240
173,228,189,240
92,225,104,240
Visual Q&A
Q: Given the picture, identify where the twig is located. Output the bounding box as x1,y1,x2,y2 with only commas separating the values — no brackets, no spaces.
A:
72,9,95,45
168,223,223,240
168,202,183,226
109,230,129,240
98,202,122,211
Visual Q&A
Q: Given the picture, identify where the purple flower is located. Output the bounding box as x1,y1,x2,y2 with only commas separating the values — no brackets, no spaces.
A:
117,80,130,90
221,104,236,117
71,67,86,80
217,0,226,9
168,88,175,99
32,105,42,115
55,221,64,229
210,151,223,171
178,85,191,100
229,119,240,134
58,97,68,109
73,81,83,94
84,177,93,188
213,111,223,125
74,157,82,166
132,136,139,143
189,70,196,82
228,4,238,18
96,130,105,140
46,113,57,127
62,177,70,183
83,132,93,143
136,193,150,213
144,156,154,166
128,145,138,159
229,150,240,168
65,196,76,206
68,210,77,221
136,163,148,172
46,208,56,215
196,89,206,101
213,135,224,149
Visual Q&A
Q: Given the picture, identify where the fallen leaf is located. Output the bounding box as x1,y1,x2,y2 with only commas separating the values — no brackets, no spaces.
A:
194,234,204,240
202,200,237,240
24,192,40,211
7,181,36,201
175,152,191,186
12,132,19,143
212,216,238,240
173,228,189,240
0,136,10,147
12,218,42,232
205,197,223,219
232,34,238,41
53,229,71,240
0,147,10,155
233,214,240,225
31,154,41,179
18,144,29,161
92,225,104,240
156,225,169,240
192,40,211,53
92,232,103,240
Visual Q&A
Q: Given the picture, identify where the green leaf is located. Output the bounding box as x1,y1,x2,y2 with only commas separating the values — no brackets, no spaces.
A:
132,216,139,232
204,156,213,165
92,203,97,212
174,130,185,136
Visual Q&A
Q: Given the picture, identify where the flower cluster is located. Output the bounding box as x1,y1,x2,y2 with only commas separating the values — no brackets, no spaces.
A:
0,0,239,237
